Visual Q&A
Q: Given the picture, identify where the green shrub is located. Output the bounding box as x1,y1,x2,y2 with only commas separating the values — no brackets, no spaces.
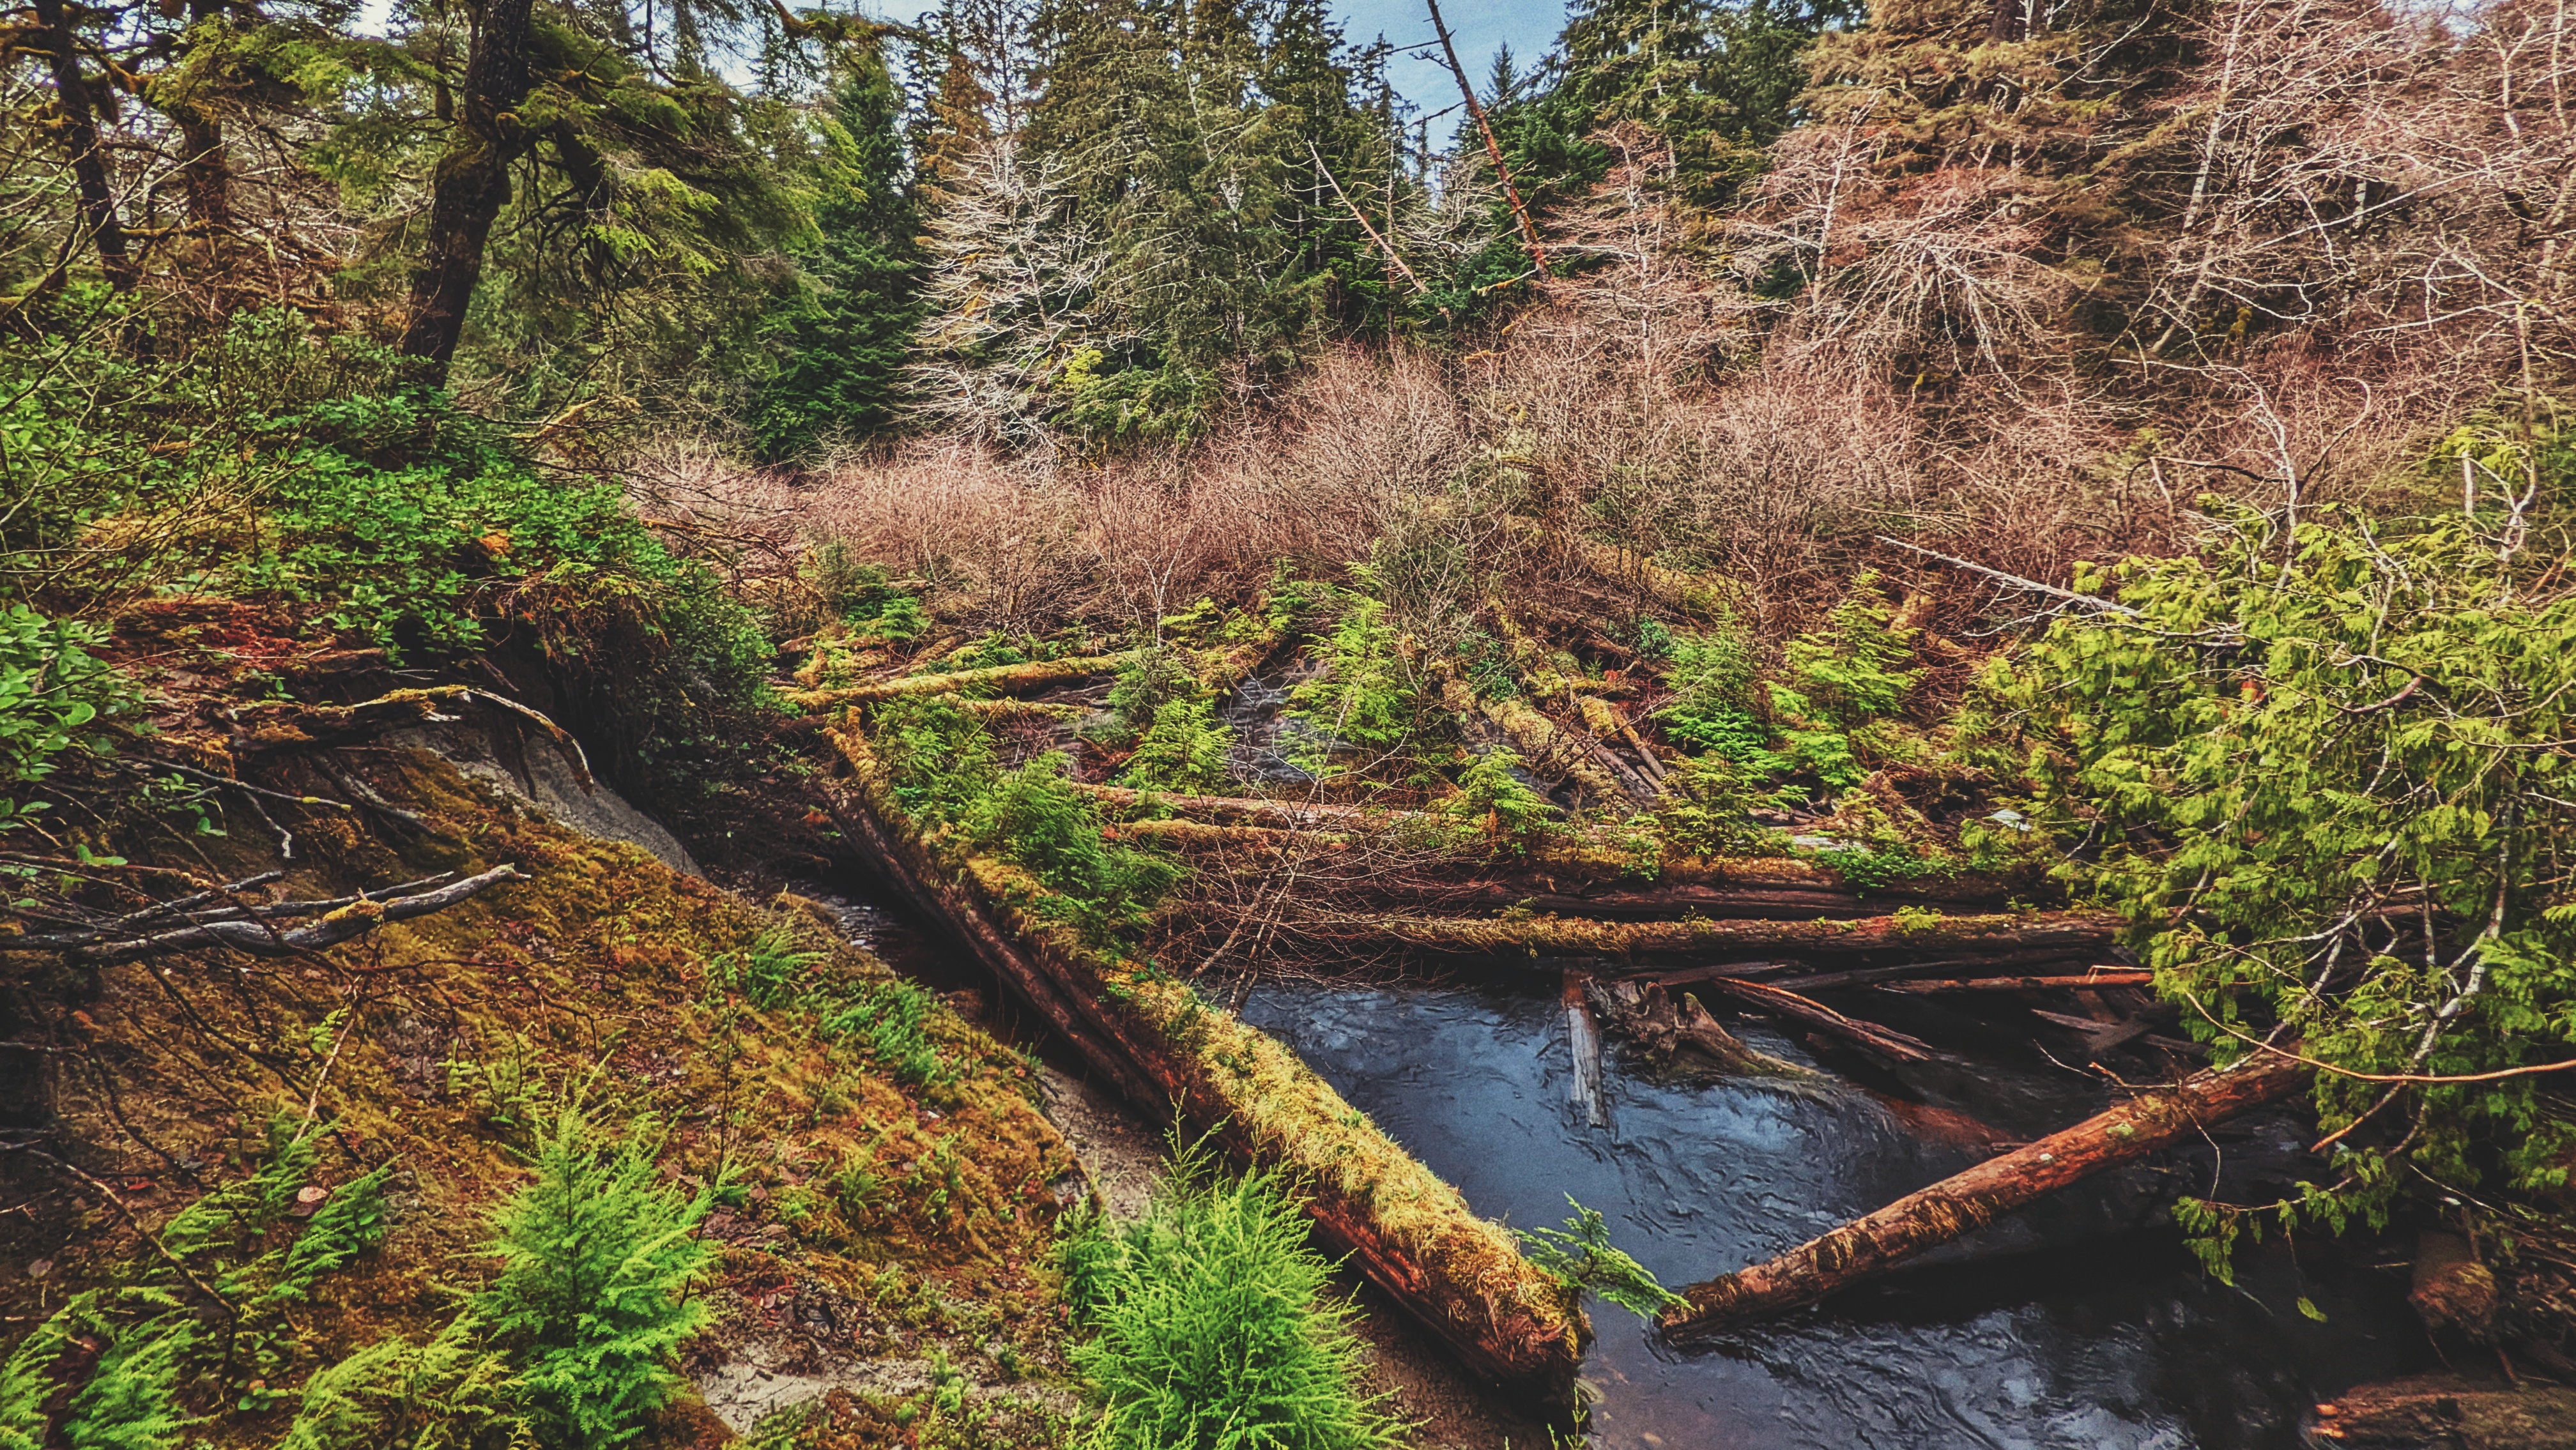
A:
1767,579,1919,787
1656,620,1772,767
1289,595,1434,772
0,606,134,830
277,1314,517,1450
1105,646,1200,741
475,1102,716,1450
969,753,1180,947
1653,754,1762,857
1117,696,1234,796
1062,1140,1404,1450
1437,748,1555,857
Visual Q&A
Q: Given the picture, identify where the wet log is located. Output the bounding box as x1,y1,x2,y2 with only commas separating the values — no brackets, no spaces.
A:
1878,972,2156,992
1659,1045,2312,1336
821,721,1588,1401
1683,975,1937,1063
1365,908,2117,965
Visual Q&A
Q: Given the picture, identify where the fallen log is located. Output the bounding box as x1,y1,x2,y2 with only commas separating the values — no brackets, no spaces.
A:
786,651,1133,709
1482,694,1650,809
822,721,1588,1400
1879,972,2156,993
1365,908,2117,966
1659,1044,2312,1336
1073,783,1427,830
1684,975,1937,1063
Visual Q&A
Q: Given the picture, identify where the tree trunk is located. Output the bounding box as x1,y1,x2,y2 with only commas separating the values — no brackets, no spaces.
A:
1659,1046,2312,1337
32,0,135,293
175,0,234,245
399,0,539,370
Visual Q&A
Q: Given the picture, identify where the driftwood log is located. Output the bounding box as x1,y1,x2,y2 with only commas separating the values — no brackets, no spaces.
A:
1659,1045,2312,1337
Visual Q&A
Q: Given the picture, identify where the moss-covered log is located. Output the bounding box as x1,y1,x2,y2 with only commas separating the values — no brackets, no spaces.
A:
787,652,1133,709
1361,908,2117,965
1482,694,1650,808
822,721,1588,1401
1071,784,1425,830
1660,1046,2312,1336
1879,972,2155,993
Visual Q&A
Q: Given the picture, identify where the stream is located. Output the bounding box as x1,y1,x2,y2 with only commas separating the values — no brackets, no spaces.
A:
1241,979,2426,1450
812,879,2427,1449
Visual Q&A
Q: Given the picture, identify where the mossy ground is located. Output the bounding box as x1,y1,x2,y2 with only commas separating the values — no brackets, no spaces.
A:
3,620,1089,1447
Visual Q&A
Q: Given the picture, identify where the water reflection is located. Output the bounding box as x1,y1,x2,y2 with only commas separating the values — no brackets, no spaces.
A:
1242,981,2420,1450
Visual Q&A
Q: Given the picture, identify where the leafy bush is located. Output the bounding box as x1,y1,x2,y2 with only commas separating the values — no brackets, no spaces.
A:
0,606,134,830
475,1101,716,1450
1985,501,2576,1265
1061,1140,1403,1450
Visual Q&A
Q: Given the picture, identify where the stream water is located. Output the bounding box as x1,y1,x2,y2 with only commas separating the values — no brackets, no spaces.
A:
1241,979,2427,1450
811,874,2427,1449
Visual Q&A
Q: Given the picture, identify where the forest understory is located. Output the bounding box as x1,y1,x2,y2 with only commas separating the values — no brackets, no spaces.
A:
4,0,2575,1439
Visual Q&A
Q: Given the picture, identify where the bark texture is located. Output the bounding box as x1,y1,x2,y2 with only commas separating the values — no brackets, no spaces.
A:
400,0,538,369
32,0,135,292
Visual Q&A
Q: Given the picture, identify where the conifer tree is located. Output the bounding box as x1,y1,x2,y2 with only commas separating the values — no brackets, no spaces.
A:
751,40,927,457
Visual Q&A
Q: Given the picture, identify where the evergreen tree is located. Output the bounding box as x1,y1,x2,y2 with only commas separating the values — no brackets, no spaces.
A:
751,40,927,458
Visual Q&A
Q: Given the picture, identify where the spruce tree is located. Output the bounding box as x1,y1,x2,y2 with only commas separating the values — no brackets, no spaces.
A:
751,40,927,458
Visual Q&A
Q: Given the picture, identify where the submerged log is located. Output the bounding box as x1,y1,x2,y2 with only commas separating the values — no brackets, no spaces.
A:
1365,908,2117,965
821,720,1588,1400
1683,975,1938,1063
1659,1045,2312,1336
